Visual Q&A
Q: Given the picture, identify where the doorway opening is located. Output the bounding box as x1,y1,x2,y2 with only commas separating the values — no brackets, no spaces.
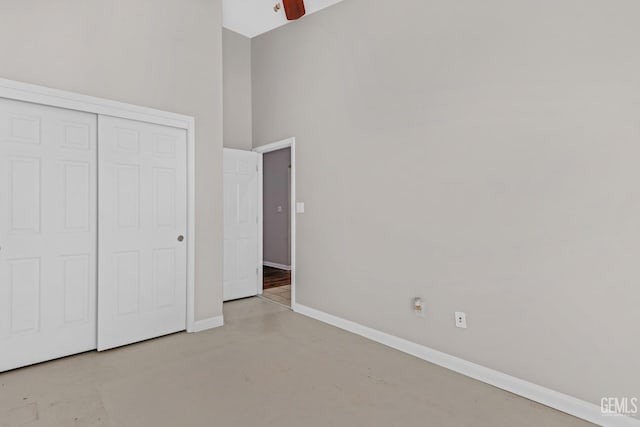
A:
255,138,296,308
263,265,291,306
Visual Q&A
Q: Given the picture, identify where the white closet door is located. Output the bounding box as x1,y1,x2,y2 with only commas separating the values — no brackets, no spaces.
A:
223,149,259,301
98,116,187,351
0,98,97,372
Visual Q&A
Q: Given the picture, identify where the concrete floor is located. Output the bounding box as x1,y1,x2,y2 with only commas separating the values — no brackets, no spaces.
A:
0,298,593,427
262,284,291,306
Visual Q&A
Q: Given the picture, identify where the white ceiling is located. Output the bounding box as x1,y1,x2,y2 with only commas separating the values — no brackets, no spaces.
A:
223,0,344,38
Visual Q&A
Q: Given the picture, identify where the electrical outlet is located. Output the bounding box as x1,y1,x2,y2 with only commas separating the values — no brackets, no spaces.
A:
413,297,425,317
455,312,467,328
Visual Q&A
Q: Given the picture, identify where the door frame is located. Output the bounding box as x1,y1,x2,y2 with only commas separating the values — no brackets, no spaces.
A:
0,77,198,333
254,137,296,309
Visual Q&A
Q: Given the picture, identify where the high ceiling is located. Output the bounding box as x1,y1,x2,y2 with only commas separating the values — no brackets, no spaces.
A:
223,0,344,38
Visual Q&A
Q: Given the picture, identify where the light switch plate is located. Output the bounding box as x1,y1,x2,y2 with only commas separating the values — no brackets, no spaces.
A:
296,202,305,213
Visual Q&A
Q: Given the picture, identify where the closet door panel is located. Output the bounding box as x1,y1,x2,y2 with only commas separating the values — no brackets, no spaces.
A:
0,98,97,372
98,116,187,351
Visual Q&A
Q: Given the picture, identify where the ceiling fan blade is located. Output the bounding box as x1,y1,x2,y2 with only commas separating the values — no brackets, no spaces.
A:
283,0,306,20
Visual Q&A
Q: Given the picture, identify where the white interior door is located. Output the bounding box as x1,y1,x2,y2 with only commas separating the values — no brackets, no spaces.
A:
0,98,97,372
98,116,187,351
223,149,259,301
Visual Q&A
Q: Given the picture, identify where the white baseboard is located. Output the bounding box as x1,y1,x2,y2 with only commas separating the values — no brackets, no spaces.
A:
294,304,640,427
190,315,224,333
263,261,292,271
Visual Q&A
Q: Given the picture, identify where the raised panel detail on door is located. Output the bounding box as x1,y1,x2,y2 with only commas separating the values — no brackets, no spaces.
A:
114,128,139,153
153,168,176,229
9,157,41,233
63,162,90,231
115,165,140,230
115,251,141,315
8,115,40,144
236,238,250,280
0,98,97,373
153,134,177,159
98,115,187,351
153,248,176,308
62,122,90,150
223,238,235,282
62,254,90,323
9,258,41,334
223,149,259,301
237,182,250,224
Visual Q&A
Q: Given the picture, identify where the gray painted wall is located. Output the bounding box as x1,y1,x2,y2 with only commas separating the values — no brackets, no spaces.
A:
223,29,252,150
0,0,224,321
263,148,291,266
252,0,640,408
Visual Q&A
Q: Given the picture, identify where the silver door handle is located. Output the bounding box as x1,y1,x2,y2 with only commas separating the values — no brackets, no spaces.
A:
177,235,184,242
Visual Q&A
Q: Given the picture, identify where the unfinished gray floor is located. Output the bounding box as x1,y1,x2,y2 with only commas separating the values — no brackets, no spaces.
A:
0,298,593,427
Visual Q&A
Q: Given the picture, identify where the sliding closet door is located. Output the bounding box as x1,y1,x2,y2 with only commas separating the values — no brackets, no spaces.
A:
98,116,187,351
0,98,97,372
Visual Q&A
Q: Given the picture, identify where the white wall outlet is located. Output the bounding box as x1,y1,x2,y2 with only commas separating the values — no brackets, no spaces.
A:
455,312,467,328
296,202,305,213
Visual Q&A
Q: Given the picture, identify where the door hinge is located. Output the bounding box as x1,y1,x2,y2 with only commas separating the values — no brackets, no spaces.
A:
256,267,259,275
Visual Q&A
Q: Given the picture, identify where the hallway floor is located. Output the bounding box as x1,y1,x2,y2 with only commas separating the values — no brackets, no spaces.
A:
262,284,291,306
0,298,593,427
262,266,291,306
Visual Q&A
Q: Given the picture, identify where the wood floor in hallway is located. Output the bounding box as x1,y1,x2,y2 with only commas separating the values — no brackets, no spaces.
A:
263,266,291,289
262,266,291,306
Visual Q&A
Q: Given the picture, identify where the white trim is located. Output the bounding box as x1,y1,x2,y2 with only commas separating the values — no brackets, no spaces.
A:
254,137,297,309
257,153,264,295
0,78,193,128
191,316,224,333
294,304,640,427
185,115,196,333
263,261,292,271
254,138,295,154
0,77,197,335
